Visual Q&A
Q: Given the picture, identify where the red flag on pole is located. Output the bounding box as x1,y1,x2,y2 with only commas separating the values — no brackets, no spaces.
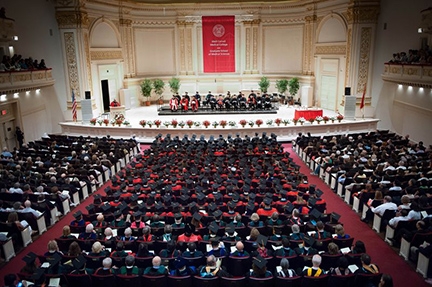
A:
71,90,77,122
360,83,366,109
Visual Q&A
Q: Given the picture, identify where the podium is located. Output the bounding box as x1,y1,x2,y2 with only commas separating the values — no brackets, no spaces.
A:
110,105,125,119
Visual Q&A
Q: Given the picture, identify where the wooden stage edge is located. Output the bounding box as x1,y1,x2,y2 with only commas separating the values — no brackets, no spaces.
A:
59,118,380,144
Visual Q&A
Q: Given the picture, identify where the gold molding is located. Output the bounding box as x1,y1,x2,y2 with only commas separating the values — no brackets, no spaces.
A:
90,50,123,60
64,32,80,98
345,27,352,86
346,5,380,24
357,27,372,93
56,10,90,29
315,45,346,55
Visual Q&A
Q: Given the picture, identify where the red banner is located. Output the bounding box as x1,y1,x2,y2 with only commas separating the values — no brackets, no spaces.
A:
202,16,235,73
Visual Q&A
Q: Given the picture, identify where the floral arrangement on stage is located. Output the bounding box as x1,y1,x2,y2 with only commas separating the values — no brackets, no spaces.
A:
228,121,236,127
308,118,315,124
178,121,185,128
147,121,153,127
220,120,227,128
337,114,344,122
266,119,273,126
275,118,282,126
298,117,306,125
163,121,171,127
186,120,194,128
203,120,210,128
248,120,254,127
239,119,247,127
292,118,299,125
103,119,109,126
255,119,263,127
323,116,329,124
212,121,219,128
90,118,97,125
315,116,323,124
122,120,130,126
171,119,178,128
139,120,147,127
329,116,336,123
194,121,201,127
154,119,161,127
282,119,290,126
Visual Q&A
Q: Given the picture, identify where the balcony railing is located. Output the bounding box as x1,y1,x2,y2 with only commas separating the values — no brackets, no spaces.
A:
0,69,54,93
382,63,432,88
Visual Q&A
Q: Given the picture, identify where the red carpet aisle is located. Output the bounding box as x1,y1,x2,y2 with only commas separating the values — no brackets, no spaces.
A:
0,181,113,281
283,143,428,287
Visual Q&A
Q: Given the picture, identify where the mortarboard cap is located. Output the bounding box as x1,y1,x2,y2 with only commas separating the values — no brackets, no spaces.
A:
22,252,37,264
208,202,217,212
155,202,164,211
113,210,122,218
256,234,268,246
315,189,323,198
331,212,341,222
285,202,295,213
193,212,202,221
46,252,62,267
246,203,255,213
113,191,121,198
228,201,237,209
225,224,235,234
309,208,322,220
133,211,142,218
208,222,219,234
248,192,256,200
174,213,182,220
213,210,222,218
253,255,268,269
308,198,317,207
31,268,45,282
171,202,180,209
263,197,272,205
303,236,316,247
73,211,83,219
85,204,94,211
214,193,222,200
93,194,102,201
72,254,87,270
232,193,240,201
189,201,197,209
101,203,111,212
197,192,206,201
130,194,138,202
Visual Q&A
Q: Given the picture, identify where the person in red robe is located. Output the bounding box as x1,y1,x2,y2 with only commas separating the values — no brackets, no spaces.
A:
191,96,198,112
180,96,189,112
110,99,120,107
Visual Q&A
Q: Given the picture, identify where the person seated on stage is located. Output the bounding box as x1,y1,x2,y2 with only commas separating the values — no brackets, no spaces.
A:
247,94,256,110
256,93,263,109
180,95,189,112
224,94,231,109
217,95,224,110
230,95,238,110
249,90,257,98
191,95,199,112
239,93,247,109
169,94,178,112
264,94,272,109
184,91,190,102
204,91,213,107
194,91,201,106
110,99,120,107
209,95,217,111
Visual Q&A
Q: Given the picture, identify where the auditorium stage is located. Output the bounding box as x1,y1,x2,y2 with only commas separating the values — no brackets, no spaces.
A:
59,104,379,143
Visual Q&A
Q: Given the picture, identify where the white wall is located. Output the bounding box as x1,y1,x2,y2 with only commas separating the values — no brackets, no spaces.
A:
372,0,432,144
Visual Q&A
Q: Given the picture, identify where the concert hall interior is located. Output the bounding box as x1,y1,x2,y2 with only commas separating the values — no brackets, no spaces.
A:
0,0,432,286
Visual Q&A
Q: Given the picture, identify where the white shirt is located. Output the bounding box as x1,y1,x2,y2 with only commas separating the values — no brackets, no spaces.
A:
20,207,42,218
371,202,397,216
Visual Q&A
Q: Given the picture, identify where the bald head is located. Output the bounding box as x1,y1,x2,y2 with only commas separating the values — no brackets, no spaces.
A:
24,200,31,208
236,241,244,252
152,256,161,267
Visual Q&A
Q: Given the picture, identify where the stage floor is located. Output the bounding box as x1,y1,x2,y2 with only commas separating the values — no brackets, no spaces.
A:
60,104,379,143
127,104,338,125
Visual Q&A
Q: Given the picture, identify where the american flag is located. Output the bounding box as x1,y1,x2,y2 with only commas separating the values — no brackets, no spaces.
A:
72,89,77,122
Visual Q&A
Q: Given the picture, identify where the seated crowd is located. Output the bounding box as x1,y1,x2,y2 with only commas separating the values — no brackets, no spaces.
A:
0,134,138,252
296,130,432,283
0,54,49,72
388,47,432,65
8,133,393,287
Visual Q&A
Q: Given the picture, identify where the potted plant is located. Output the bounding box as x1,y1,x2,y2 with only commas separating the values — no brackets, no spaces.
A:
228,121,236,127
169,77,181,94
255,119,263,127
282,119,290,126
171,119,178,128
97,119,103,126
140,79,153,106
203,120,210,128
139,120,147,127
266,119,273,126
276,79,289,104
178,121,186,128
154,120,161,128
323,116,329,124
123,120,130,126
153,79,165,105
275,118,282,126
248,120,254,127
239,119,247,128
90,118,97,125
220,120,227,128
308,118,315,125
103,119,109,126
194,121,201,127
258,76,270,94
288,77,300,100
315,116,323,124
337,114,344,122
163,121,170,128
298,117,306,125
292,118,299,125
212,121,219,128
186,120,194,128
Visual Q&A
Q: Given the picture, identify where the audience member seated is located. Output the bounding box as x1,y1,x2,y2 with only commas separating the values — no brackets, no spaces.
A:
44,240,63,257
88,242,107,257
119,255,139,275
356,253,379,274
170,257,195,276
94,257,115,275
199,255,230,277
143,256,168,275
79,223,97,240
60,225,76,239
111,242,128,258
328,256,351,275
250,255,273,278
302,254,325,277
230,241,249,257
182,242,204,258
277,258,297,277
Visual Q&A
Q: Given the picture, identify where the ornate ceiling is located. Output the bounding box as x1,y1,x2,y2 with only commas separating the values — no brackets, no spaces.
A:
127,0,302,3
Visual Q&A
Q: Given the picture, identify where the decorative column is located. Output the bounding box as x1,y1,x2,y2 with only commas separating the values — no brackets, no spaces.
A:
55,0,92,109
243,19,260,74
120,17,136,78
345,1,380,104
303,14,316,75
177,20,195,76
